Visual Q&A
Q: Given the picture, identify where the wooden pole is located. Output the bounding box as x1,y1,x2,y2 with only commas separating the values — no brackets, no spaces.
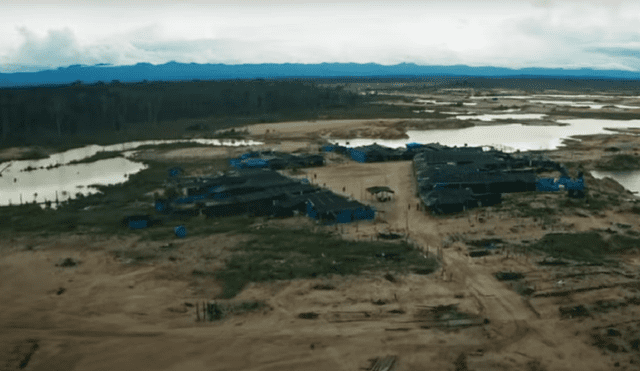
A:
196,302,200,322
405,208,409,233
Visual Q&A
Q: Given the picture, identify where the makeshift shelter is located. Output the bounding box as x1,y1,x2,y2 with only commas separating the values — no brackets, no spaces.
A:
231,151,325,170
201,183,320,218
348,144,401,163
421,189,478,215
536,178,560,192
305,192,375,224
121,215,156,230
366,186,395,202
168,167,184,177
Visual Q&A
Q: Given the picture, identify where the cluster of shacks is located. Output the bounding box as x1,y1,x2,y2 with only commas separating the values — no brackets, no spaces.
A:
157,168,375,225
229,151,324,170
412,144,582,214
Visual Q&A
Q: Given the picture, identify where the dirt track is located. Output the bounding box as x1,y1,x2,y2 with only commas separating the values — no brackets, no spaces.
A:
5,88,640,370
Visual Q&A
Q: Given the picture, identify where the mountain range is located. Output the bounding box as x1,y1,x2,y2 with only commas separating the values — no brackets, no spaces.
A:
1,62,640,88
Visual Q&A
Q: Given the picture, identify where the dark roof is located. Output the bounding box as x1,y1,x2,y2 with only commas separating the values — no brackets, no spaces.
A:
202,184,319,207
306,192,370,214
366,186,395,194
421,189,476,205
277,190,333,209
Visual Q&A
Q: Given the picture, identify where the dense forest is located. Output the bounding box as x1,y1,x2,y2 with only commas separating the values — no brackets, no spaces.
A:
0,79,361,147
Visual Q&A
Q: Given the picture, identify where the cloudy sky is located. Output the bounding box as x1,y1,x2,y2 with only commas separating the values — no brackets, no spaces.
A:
1,0,639,73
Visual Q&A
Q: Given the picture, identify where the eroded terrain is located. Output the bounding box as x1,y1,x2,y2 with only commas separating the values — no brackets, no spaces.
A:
3,86,640,370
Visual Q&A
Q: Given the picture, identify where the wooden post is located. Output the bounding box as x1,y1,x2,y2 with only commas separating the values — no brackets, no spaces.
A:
405,209,409,233
196,302,200,322
19,194,22,205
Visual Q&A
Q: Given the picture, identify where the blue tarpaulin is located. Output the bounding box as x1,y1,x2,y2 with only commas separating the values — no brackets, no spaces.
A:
354,207,376,220
243,158,270,168
174,225,187,238
168,167,183,177
306,202,318,219
566,178,584,191
336,210,353,223
536,178,560,192
155,199,169,212
229,159,242,168
129,220,148,229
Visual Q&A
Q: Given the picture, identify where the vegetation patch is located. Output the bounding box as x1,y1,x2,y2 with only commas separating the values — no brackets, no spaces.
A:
18,148,50,161
214,227,439,298
525,232,640,264
595,154,640,171
205,300,268,321
67,151,124,165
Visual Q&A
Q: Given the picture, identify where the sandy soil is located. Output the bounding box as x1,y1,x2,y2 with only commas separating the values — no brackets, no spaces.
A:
4,88,640,370
3,159,639,370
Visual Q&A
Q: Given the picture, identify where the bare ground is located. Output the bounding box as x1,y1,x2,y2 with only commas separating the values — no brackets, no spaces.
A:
3,89,640,370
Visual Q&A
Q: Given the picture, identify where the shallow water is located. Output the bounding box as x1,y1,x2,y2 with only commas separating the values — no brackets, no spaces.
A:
414,99,455,105
331,118,640,194
0,157,148,206
591,170,640,194
332,118,640,152
455,113,546,121
0,138,262,207
528,100,604,109
471,94,624,100
7,138,262,172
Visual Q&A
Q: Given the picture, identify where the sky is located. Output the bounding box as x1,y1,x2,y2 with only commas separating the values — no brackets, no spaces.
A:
1,0,640,73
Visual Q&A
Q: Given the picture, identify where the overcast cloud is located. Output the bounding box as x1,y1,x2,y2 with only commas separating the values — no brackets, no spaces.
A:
1,0,639,72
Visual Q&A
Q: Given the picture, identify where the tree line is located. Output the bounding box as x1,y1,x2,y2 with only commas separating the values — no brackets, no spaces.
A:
0,79,361,145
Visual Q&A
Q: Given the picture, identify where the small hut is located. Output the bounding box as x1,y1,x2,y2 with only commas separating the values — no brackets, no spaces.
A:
366,186,395,202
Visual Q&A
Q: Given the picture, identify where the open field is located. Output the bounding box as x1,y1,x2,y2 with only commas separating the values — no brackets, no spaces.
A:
4,84,640,370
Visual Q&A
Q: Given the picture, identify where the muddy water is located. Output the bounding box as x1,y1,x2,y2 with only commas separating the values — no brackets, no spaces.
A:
0,139,262,207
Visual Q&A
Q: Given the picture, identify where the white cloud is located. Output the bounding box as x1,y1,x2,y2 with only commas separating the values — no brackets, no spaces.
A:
1,1,640,71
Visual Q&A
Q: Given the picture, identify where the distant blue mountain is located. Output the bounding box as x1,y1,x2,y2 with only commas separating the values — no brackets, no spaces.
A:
1,62,640,88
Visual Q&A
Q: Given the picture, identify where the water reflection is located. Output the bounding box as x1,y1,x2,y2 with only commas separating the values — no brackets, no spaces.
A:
0,157,147,207
331,118,640,152
591,170,640,194
0,138,262,207
331,118,640,195
6,138,262,172
529,100,604,109
455,113,546,121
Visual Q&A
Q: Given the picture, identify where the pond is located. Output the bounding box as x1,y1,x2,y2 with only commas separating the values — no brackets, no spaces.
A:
331,118,640,152
0,157,148,206
528,100,604,109
591,170,640,194
0,138,262,207
455,113,542,121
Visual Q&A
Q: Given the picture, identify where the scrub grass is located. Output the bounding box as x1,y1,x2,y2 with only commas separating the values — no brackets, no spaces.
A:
595,154,640,171
525,232,640,265
215,227,439,298
67,151,124,165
